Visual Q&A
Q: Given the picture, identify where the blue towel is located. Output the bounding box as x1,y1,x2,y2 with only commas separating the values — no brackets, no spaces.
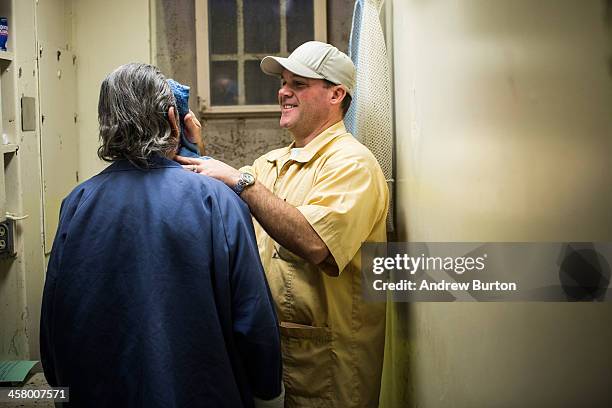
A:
167,79,201,158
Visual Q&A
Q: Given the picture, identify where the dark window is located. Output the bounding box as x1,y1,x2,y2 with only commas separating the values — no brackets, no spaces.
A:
244,0,280,54
209,0,237,54
211,61,238,105
245,60,279,104
206,0,319,107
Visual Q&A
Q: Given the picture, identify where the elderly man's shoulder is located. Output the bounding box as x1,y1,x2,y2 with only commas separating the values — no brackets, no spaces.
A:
181,169,240,196
63,164,243,211
184,170,251,212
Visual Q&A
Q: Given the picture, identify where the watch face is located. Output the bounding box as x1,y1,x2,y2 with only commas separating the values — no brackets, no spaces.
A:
234,172,255,195
243,173,255,184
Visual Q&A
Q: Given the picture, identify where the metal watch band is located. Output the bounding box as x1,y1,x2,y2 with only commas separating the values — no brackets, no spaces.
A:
232,172,255,195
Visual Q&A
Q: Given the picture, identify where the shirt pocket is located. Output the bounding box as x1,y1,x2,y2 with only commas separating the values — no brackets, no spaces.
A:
279,322,333,404
272,246,330,325
274,244,304,264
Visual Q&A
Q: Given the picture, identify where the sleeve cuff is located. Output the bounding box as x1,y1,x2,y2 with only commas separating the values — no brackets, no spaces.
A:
253,382,285,408
297,205,351,275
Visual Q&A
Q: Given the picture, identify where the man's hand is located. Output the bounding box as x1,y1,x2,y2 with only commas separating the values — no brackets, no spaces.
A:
168,107,206,156
175,156,241,188
184,111,206,155
167,106,180,140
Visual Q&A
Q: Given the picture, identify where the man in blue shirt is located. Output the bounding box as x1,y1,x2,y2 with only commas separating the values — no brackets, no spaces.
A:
40,63,283,408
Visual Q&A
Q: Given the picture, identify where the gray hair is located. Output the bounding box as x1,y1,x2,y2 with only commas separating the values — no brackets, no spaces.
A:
97,63,178,168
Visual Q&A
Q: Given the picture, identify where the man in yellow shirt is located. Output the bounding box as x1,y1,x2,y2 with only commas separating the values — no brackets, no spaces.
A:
178,41,388,408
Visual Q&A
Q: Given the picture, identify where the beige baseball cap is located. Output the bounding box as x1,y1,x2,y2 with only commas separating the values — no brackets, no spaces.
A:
260,41,355,96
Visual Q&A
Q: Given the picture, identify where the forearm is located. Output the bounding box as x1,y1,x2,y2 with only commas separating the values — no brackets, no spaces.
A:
175,156,329,264
241,182,329,265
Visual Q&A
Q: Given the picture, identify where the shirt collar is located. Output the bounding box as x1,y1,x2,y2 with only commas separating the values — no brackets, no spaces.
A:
266,121,348,164
101,155,181,173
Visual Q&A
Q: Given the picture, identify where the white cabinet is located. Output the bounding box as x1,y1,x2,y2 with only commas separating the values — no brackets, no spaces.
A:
0,1,15,226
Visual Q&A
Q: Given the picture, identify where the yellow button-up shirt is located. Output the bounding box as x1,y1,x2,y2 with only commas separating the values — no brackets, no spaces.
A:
251,121,388,408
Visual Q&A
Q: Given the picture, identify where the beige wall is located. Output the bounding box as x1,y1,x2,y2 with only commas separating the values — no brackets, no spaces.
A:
0,0,47,361
388,0,612,406
73,0,151,179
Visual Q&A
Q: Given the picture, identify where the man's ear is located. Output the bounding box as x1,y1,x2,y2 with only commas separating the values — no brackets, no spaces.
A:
168,106,180,140
330,85,347,109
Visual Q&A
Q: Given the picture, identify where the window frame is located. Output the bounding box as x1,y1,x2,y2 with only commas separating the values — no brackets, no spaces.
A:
195,0,327,118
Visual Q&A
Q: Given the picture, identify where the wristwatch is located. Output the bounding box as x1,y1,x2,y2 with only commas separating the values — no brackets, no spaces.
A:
232,166,256,195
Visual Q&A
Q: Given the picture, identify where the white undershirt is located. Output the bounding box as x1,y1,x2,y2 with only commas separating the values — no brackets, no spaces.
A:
290,148,303,159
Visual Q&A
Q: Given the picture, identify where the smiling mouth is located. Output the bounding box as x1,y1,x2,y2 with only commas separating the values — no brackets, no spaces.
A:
281,104,297,110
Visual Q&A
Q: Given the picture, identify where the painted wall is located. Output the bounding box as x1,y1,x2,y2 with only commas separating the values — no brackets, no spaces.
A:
0,0,43,361
387,0,612,406
73,0,151,179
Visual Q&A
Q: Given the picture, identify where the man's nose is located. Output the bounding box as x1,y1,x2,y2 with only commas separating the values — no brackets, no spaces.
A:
278,85,292,99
